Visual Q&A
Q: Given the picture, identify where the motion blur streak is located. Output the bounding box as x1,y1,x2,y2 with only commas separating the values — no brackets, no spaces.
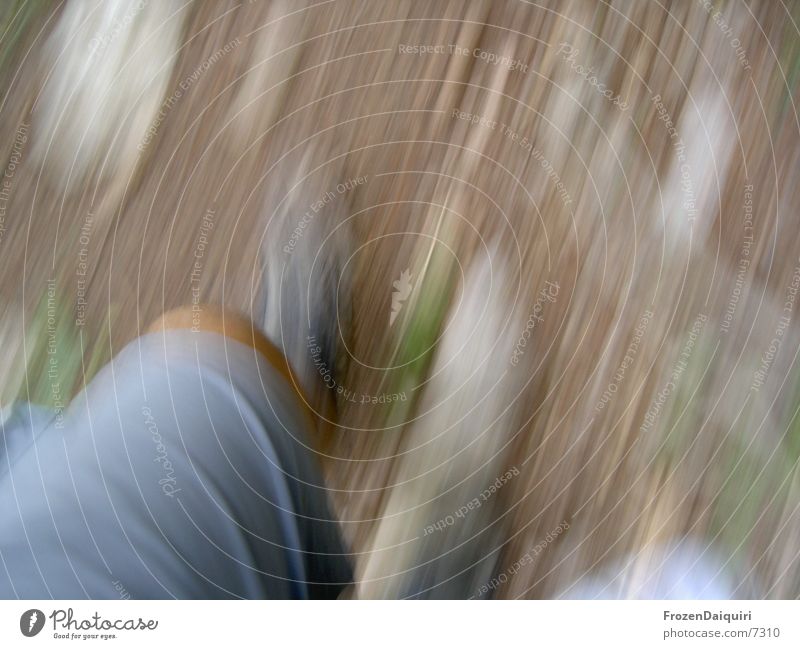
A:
1,0,799,598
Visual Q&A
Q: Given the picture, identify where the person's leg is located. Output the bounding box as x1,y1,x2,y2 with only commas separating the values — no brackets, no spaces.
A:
149,306,315,423
1,402,59,475
0,307,351,598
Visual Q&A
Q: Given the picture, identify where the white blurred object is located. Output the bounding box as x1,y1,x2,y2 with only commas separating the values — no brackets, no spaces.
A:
566,538,737,599
32,0,184,188
224,0,307,148
358,243,523,598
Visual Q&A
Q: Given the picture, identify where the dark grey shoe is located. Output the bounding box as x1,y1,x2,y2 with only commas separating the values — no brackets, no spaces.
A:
257,149,355,418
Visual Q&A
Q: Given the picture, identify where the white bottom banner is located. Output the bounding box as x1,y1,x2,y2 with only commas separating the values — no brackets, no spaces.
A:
1,600,797,647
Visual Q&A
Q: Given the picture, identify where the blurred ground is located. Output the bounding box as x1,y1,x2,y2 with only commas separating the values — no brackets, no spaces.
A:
1,0,800,598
